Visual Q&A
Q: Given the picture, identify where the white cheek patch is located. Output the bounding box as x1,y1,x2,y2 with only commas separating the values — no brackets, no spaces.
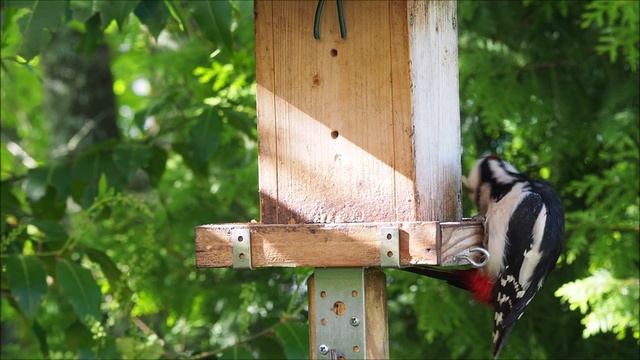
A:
502,161,519,174
489,160,517,184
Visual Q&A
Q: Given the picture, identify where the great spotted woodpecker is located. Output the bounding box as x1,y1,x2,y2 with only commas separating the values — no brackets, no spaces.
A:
405,156,564,357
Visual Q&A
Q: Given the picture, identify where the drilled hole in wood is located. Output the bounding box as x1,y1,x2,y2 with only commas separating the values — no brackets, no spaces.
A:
320,318,327,326
238,235,243,242
337,355,346,360
426,248,432,252
386,233,392,240
320,290,327,298
351,290,358,297
331,130,339,139
330,48,338,57
387,251,393,258
353,345,360,353
332,301,346,316
239,253,245,259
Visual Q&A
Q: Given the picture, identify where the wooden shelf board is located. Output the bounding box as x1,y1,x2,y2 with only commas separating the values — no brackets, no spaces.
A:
195,220,482,268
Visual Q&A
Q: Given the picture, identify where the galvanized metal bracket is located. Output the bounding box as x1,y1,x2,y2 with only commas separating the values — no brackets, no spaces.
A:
315,268,366,359
379,227,400,268
231,228,252,269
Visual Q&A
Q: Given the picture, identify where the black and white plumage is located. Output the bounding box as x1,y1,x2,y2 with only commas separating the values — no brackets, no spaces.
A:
404,156,565,357
466,156,565,357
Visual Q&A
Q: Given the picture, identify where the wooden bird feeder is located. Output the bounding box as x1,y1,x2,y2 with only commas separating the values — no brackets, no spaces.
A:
195,1,484,358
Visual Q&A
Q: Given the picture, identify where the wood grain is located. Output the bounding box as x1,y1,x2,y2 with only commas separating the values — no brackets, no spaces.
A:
250,2,465,359
255,1,462,225
307,274,318,359
408,0,462,221
255,1,279,223
258,1,399,224
440,221,485,264
389,0,416,222
195,221,482,268
364,269,388,358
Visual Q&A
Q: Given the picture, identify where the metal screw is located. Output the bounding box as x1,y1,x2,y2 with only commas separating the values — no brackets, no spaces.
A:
350,316,360,327
319,344,329,355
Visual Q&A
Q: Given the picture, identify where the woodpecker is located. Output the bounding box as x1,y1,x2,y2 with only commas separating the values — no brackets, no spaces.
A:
405,156,564,357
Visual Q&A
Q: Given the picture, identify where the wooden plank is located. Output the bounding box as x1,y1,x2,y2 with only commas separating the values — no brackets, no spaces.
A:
440,221,485,264
308,274,318,359
255,0,462,224
364,269,388,359
408,0,462,221
389,0,416,222
195,221,482,268
255,0,279,223
260,1,398,223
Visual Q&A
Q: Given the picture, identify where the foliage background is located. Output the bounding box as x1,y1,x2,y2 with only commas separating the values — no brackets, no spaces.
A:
1,0,638,359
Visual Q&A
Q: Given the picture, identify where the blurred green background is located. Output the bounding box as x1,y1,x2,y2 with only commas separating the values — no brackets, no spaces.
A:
1,0,638,359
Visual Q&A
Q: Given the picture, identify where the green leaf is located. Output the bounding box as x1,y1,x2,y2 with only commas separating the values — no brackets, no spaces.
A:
72,149,124,207
65,320,93,352
24,164,71,202
0,184,22,226
251,337,287,360
23,167,48,201
220,345,254,359
98,173,108,196
134,0,169,38
96,0,140,30
5,255,48,318
83,246,122,288
49,163,72,200
113,143,151,176
29,220,67,242
79,13,104,55
274,323,309,360
116,337,163,359
55,259,102,325
95,337,120,359
145,145,167,186
190,0,233,51
30,186,66,221
17,0,67,60
190,109,222,165
32,320,50,357
69,0,98,22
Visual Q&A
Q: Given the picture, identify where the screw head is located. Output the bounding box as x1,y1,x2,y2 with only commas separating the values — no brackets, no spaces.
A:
319,344,329,355
350,316,360,327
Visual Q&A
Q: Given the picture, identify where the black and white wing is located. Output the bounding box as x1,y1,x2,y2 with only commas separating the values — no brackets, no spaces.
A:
492,183,564,357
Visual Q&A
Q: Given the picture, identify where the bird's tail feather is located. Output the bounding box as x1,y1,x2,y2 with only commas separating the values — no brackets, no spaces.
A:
492,324,515,358
401,267,469,291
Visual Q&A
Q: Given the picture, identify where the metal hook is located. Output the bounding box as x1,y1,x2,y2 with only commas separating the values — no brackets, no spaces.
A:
314,0,347,40
454,246,490,268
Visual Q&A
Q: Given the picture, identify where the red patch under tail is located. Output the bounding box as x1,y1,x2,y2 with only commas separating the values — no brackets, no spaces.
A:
460,269,495,306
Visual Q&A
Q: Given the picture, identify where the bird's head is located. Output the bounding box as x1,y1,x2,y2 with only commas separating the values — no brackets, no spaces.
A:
463,155,520,215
